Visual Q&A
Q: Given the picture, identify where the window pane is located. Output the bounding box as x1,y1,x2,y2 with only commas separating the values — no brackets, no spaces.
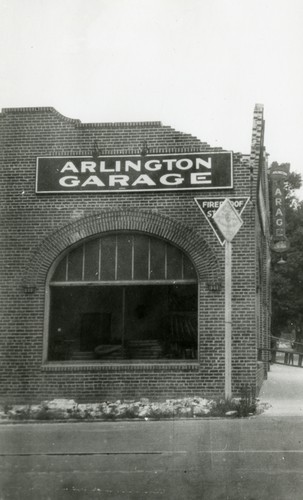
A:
117,234,132,280
80,313,111,350
100,235,116,280
48,286,124,361
48,284,197,361
51,233,197,284
150,239,165,280
183,256,197,280
67,246,83,281
167,245,182,280
84,239,100,281
169,284,197,312
123,285,197,359
51,256,67,281
133,234,149,280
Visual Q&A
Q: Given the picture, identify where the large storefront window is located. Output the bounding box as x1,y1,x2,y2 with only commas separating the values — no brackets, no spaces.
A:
47,233,198,362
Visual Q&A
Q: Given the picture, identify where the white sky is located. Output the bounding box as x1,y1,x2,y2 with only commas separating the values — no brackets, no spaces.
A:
1,0,303,196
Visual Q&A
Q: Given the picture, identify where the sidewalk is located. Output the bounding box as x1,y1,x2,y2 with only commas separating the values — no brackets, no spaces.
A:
258,363,303,416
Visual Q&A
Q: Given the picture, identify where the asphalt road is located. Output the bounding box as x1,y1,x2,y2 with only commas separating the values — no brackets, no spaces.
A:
0,418,303,500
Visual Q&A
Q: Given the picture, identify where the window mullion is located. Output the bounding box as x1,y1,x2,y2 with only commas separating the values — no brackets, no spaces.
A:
122,287,126,349
164,243,168,280
98,238,101,280
65,255,69,282
148,237,151,280
131,235,135,280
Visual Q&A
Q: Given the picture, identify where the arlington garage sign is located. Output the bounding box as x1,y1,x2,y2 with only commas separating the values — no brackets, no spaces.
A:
36,152,233,193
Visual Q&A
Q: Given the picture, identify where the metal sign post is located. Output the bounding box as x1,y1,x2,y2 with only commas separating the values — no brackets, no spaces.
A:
213,199,243,400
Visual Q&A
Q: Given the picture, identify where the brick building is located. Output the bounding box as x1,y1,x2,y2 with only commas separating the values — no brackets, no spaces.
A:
0,104,270,403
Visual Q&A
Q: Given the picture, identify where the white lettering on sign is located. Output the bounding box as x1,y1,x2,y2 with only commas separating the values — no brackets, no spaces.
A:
160,174,184,185
100,161,115,173
82,176,105,187
196,157,212,169
60,174,162,188
232,200,245,208
59,157,213,175
125,160,141,172
145,160,162,171
109,175,129,187
60,162,79,173
176,159,193,170
195,197,250,246
81,161,96,173
162,159,176,171
132,174,156,186
115,161,121,172
271,175,287,246
200,199,246,211
190,172,211,184
59,176,80,187
202,200,220,209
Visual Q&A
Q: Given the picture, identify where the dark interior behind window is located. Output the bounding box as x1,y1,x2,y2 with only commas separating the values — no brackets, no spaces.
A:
48,284,197,361
48,233,198,362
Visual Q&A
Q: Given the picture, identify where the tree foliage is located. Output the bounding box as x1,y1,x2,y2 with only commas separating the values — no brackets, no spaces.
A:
270,165,303,337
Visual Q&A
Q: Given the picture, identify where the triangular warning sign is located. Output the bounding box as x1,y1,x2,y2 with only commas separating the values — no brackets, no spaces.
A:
195,197,250,245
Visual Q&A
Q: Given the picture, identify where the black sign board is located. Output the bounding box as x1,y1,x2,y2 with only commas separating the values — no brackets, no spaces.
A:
269,163,290,252
36,152,233,193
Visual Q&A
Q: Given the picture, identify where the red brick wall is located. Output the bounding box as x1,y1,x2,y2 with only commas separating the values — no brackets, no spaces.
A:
0,107,265,403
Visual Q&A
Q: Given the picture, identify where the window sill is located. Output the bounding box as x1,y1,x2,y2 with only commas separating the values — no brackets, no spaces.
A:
42,360,200,372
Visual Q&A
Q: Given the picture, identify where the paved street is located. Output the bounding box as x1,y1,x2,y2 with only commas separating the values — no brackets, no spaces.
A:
1,364,303,500
1,417,303,500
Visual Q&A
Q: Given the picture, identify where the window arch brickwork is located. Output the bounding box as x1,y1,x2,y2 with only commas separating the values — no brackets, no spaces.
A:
22,209,222,291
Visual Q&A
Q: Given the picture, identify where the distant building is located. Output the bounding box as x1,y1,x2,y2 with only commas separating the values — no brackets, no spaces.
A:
0,104,270,402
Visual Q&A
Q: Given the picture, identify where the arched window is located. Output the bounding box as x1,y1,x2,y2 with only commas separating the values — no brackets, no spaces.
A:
47,233,198,362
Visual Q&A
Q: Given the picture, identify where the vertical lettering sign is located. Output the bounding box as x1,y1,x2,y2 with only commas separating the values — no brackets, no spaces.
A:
36,152,233,193
270,163,290,253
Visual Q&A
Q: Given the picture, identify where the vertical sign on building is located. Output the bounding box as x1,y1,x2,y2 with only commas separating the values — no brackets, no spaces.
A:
270,163,290,253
